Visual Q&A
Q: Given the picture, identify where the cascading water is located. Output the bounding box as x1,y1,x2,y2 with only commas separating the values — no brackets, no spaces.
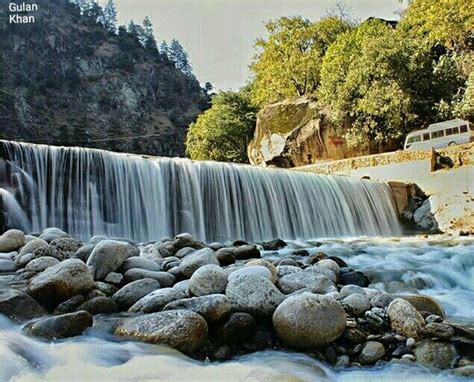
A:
0,140,401,242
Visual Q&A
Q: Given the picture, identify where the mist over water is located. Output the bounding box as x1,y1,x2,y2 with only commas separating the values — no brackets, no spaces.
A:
0,141,401,243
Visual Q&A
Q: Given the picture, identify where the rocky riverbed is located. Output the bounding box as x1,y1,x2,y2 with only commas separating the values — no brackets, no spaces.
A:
0,228,473,381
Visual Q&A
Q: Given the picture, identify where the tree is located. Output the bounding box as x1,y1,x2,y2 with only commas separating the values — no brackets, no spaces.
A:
127,20,145,45
159,40,169,57
102,0,118,33
204,82,213,94
250,16,352,106
168,39,193,76
186,91,258,163
142,17,157,52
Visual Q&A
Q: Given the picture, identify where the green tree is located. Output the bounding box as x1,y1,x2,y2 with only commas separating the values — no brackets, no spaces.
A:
250,16,352,106
102,0,118,33
186,91,258,163
168,39,193,76
142,17,157,52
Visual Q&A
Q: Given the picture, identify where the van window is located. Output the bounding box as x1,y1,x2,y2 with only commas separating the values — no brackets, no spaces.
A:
432,130,444,139
460,125,468,133
446,127,460,136
412,135,421,142
423,133,430,141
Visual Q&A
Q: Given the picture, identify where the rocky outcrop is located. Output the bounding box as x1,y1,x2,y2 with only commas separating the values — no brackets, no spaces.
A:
248,97,385,167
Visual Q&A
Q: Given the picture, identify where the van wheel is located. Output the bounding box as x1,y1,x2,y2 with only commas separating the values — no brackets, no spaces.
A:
448,142,456,146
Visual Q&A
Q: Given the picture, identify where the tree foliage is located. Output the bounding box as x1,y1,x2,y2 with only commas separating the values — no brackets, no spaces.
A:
186,91,257,163
250,16,352,106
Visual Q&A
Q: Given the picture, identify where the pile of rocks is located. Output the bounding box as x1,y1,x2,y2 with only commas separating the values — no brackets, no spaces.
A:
0,228,472,375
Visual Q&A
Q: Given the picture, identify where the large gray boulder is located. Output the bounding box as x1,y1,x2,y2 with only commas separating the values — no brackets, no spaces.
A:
0,259,17,272
120,257,162,273
189,264,228,296
0,288,47,322
164,294,231,323
24,311,93,339
245,259,278,283
278,271,335,294
179,248,219,278
112,278,160,310
273,293,346,349
228,266,272,283
115,310,208,354
225,274,284,317
0,229,25,253
25,257,60,272
28,259,95,309
387,298,425,339
87,240,139,280
19,238,48,257
129,288,185,313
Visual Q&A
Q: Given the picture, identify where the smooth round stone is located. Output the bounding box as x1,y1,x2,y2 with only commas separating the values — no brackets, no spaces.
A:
0,288,47,322
278,272,334,294
341,294,371,317
189,264,228,296
245,259,277,283
104,272,124,286
0,229,25,253
215,248,236,266
112,278,161,310
120,257,162,273
316,259,340,277
303,265,337,283
19,238,48,257
129,288,185,313
124,269,175,287
276,265,301,278
175,247,195,259
179,248,219,277
215,312,256,344
387,298,425,340
0,259,17,272
340,285,366,298
24,311,93,339
173,280,190,296
77,296,118,315
233,245,261,260
414,339,458,369
163,294,231,323
273,293,346,349
359,341,386,364
24,257,60,272
228,265,272,283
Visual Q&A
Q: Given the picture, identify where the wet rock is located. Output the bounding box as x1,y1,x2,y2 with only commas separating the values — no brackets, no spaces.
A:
28,259,95,310
343,328,368,344
104,272,124,285
278,272,334,294
115,310,208,354
316,259,340,277
276,265,301,278
215,312,256,344
340,285,366,298
123,269,175,287
453,365,474,377
341,294,371,317
164,294,231,323
0,229,25,253
120,257,162,273
0,288,47,322
73,243,96,262
179,248,219,277
399,295,445,318
234,245,261,260
39,228,70,243
364,310,386,329
245,259,277,283
371,293,394,308
423,322,455,339
49,238,83,260
189,264,228,296
87,240,139,280
174,233,203,250
305,252,327,265
228,265,272,283
214,248,235,266
226,274,284,317
0,259,17,272
24,311,93,339
77,296,118,315
94,282,118,297
112,278,160,310
54,295,85,314
364,288,382,300
387,299,425,339
173,280,190,296
18,238,48,258
339,271,370,287
273,293,346,349
414,339,457,369
359,341,386,364
278,258,299,267
261,239,287,251
175,247,195,259
335,355,350,368
327,256,348,268
304,265,337,283
129,288,184,313
24,257,60,272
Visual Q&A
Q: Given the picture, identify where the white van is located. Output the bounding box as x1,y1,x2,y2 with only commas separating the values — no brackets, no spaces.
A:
404,119,473,150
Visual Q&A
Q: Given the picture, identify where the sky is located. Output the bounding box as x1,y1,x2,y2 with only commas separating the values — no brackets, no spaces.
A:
105,0,407,90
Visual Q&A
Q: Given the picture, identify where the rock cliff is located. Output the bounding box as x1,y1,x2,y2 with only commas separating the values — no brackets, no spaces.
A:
0,0,209,156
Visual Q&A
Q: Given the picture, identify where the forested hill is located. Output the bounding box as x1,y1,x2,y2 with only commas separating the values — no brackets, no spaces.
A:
0,0,210,156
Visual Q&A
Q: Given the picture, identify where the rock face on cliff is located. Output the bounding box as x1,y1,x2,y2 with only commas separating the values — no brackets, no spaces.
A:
248,97,384,168
0,0,209,156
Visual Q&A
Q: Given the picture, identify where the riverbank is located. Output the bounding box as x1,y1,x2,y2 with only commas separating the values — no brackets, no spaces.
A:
1,228,473,380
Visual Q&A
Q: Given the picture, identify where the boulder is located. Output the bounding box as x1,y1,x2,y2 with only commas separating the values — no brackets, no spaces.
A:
49,238,83,260
0,259,17,272
399,295,445,318
175,247,195,259
173,280,190,296
77,296,118,315
112,278,160,310
0,229,25,253
24,311,93,339
120,257,162,273
24,257,60,272
422,322,455,339
261,239,287,251
414,339,457,369
278,272,334,294
341,294,371,317
234,245,261,260
39,228,70,242
359,341,386,364
228,266,272,283
28,259,95,309
94,281,118,297
179,248,219,277
18,238,48,257
316,259,340,278
215,312,256,344
189,264,228,296
115,310,208,354
225,274,284,317
164,294,231,323
339,271,370,287
304,265,337,283
340,285,366,298
54,295,85,314
215,248,236,266
123,269,175,287
276,265,301,278
86,240,139,280
387,298,425,339
0,288,47,322
272,293,346,349
129,288,185,313
74,243,95,262
174,233,203,250
245,259,277,283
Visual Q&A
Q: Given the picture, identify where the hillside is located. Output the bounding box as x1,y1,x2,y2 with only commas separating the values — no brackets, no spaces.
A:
0,0,209,156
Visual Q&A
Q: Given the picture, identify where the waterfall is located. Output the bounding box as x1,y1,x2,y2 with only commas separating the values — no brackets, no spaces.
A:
0,140,401,242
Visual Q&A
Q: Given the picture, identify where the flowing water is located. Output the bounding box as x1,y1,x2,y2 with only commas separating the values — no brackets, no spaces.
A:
0,141,401,242
1,236,472,381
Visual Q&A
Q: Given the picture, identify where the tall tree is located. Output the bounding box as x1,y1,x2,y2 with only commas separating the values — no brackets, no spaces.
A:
142,17,158,52
168,39,193,76
102,0,118,33
159,40,169,57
